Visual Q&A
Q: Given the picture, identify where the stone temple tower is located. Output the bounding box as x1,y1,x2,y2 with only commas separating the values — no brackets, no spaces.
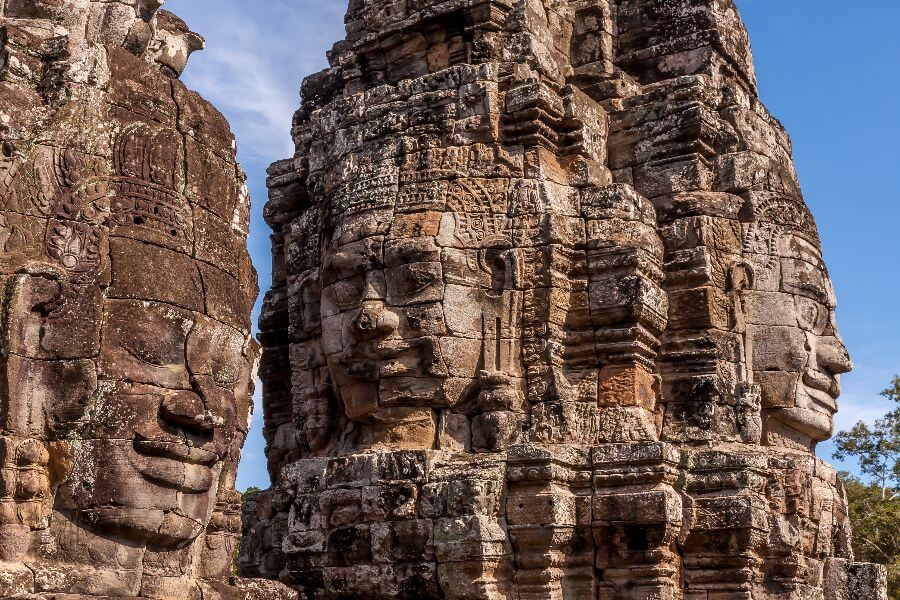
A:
241,1,888,598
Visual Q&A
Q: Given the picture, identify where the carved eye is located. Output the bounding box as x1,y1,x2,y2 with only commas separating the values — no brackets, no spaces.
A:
126,340,177,367
324,252,371,284
392,264,439,297
489,254,508,295
794,296,827,335
781,257,830,306
327,278,365,310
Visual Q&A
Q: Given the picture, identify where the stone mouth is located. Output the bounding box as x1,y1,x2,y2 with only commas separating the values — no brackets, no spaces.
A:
130,436,219,493
133,438,220,466
802,369,840,413
340,340,441,380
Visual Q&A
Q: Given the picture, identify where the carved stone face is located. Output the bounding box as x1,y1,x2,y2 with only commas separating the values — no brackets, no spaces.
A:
310,181,525,452
319,211,449,437
742,197,852,447
300,386,335,453
0,23,254,566
66,298,253,547
147,10,205,78
1,186,254,553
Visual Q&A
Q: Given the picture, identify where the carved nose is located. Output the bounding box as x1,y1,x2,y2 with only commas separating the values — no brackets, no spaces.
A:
352,307,379,333
350,303,398,338
817,335,853,377
161,391,225,432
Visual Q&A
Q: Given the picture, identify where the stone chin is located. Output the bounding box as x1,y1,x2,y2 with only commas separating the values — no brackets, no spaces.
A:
68,442,221,548
769,392,836,445
304,426,331,453
86,506,206,549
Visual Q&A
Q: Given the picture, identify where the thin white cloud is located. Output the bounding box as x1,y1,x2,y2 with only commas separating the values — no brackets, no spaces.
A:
166,0,345,165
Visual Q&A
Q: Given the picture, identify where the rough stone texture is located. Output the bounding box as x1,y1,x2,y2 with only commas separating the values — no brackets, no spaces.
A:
244,0,887,599
0,2,295,599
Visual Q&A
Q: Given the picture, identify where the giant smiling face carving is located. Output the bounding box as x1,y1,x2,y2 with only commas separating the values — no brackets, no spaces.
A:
0,49,255,565
0,143,256,551
315,207,463,451
292,172,527,454
740,195,852,448
0,3,284,597
76,297,254,546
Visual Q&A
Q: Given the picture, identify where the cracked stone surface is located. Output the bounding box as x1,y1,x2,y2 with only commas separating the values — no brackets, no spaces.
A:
0,1,294,598
242,0,888,599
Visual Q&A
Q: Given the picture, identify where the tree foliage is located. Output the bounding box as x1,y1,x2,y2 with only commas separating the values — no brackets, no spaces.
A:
884,376,900,403
841,475,900,599
835,376,900,599
834,376,900,499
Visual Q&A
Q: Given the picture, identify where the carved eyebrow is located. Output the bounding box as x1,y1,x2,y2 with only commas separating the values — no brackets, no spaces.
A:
786,237,826,266
395,263,440,287
384,245,417,264
384,240,440,266
324,251,368,275
787,277,830,305
124,338,184,367
124,344,167,367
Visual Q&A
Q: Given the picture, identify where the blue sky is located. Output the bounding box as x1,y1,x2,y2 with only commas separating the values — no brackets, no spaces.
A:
165,0,900,491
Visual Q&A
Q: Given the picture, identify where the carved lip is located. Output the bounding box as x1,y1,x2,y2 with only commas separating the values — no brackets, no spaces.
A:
379,357,433,378
344,357,379,380
340,339,443,381
133,437,220,466
802,369,840,412
803,368,840,395
342,350,432,380
343,347,391,362
339,347,391,377
130,438,217,493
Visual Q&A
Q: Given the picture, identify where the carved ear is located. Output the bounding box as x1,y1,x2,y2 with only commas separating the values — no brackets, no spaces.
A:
1,266,96,437
727,261,755,294
0,272,59,524
1,267,67,360
198,487,242,579
726,262,755,334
